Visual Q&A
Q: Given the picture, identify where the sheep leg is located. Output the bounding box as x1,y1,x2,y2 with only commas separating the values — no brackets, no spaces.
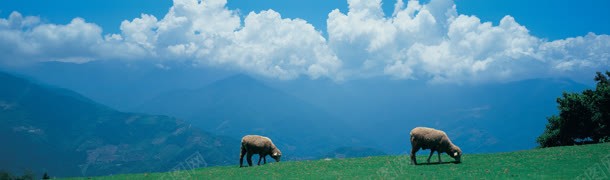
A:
427,150,434,163
410,147,419,165
263,156,267,164
437,151,442,163
239,146,246,167
246,152,254,166
257,155,262,165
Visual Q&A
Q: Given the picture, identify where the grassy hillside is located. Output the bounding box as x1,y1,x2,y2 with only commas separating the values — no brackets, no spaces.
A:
67,143,610,179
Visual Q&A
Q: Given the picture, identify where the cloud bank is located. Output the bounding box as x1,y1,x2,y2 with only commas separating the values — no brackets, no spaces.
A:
0,0,608,83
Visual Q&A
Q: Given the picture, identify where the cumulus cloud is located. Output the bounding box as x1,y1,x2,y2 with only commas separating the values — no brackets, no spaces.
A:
327,0,609,83
0,11,103,64
0,0,341,80
119,0,241,60
99,0,340,80
405,15,543,83
541,33,610,71
216,10,341,80
0,0,608,83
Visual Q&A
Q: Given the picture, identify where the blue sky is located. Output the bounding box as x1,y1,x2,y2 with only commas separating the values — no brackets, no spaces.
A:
1,0,608,40
455,0,610,40
0,0,608,83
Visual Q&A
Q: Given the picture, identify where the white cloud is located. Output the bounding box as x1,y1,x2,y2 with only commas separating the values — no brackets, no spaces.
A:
0,11,103,64
327,0,608,83
99,0,340,80
0,0,608,83
406,15,542,83
216,10,342,80
327,0,456,79
115,0,241,60
119,14,158,53
541,33,610,71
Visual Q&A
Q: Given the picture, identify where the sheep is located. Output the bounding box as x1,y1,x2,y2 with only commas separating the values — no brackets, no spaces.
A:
409,127,462,165
239,135,282,167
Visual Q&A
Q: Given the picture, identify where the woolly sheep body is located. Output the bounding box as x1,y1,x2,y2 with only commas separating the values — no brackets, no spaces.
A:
239,135,282,167
409,127,462,165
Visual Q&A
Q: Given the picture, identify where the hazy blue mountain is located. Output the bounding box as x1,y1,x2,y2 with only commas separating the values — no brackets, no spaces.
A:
267,77,592,154
3,60,594,157
2,61,235,111
136,74,368,160
0,71,239,177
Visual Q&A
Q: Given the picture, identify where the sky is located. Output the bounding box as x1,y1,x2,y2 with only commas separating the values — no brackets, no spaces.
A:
2,0,608,39
0,0,609,83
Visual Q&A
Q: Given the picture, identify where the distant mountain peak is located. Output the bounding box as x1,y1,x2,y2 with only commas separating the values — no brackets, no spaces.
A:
218,73,259,83
207,73,270,90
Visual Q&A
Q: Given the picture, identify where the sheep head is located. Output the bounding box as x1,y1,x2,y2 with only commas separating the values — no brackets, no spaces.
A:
449,145,462,163
271,149,282,162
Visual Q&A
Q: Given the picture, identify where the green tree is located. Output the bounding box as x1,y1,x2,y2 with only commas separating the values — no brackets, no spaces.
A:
0,170,35,180
537,71,610,147
42,172,50,179
0,171,11,180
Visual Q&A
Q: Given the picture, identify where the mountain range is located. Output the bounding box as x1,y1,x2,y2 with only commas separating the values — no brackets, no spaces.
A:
0,71,238,177
266,77,590,153
136,74,367,160
0,61,594,176
2,61,234,111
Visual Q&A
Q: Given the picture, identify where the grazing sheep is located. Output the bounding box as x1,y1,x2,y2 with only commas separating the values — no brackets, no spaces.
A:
409,127,462,165
239,135,282,167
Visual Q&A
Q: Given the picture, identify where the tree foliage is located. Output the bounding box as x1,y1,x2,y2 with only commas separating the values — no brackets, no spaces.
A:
42,172,50,180
0,170,35,180
537,71,610,147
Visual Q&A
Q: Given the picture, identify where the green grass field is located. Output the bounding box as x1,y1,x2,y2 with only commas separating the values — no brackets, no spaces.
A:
67,143,610,179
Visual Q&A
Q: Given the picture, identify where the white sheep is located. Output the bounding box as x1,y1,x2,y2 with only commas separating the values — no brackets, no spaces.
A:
409,127,462,165
239,135,282,167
